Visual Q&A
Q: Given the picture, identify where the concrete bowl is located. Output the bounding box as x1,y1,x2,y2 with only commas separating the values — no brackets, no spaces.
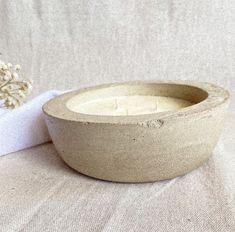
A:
43,81,230,182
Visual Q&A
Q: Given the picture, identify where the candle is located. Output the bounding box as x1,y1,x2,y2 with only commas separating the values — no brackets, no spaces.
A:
44,81,229,182
68,95,193,116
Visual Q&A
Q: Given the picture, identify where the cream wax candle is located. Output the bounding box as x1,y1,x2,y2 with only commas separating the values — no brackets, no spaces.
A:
67,95,193,116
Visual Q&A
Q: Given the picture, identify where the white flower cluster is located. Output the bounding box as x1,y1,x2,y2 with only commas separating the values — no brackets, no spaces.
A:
0,61,33,108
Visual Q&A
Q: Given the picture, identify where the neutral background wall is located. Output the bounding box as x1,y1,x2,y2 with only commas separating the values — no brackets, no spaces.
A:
0,0,234,97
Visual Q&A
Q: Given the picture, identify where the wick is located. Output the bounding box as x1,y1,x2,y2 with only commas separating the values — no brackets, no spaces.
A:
115,98,118,109
126,108,129,116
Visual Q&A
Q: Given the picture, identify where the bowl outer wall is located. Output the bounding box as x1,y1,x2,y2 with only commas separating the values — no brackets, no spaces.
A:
43,81,230,182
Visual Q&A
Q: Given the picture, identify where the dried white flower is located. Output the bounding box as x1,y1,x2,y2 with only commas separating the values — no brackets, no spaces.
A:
0,61,33,109
12,72,19,80
2,64,8,70
15,64,21,71
7,63,12,68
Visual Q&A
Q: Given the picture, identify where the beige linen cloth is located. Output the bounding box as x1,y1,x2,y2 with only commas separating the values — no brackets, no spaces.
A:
0,1,235,231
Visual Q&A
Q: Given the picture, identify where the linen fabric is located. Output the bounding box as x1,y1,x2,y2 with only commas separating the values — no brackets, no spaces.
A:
0,100,234,231
0,90,62,156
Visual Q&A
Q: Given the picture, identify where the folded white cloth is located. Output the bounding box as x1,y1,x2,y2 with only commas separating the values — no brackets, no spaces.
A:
0,90,63,156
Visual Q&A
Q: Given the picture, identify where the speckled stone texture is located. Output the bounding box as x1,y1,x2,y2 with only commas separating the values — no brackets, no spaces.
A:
43,81,229,182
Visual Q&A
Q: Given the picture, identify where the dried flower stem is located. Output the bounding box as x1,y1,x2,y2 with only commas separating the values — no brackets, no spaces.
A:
0,61,33,108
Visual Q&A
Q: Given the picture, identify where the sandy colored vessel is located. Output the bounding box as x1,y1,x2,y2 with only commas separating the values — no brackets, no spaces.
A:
43,81,230,182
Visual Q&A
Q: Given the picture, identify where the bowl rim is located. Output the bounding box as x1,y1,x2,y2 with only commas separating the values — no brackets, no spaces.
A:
42,80,230,125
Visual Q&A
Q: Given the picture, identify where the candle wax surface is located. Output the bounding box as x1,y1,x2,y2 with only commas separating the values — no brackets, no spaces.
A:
68,95,194,116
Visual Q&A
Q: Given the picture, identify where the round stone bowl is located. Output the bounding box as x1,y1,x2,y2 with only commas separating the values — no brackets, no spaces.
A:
43,81,230,183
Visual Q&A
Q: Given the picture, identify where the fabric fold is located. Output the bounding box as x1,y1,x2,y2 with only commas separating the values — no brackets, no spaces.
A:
0,90,63,156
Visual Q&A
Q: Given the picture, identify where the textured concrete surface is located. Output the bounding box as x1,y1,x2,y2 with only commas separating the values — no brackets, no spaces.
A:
43,81,230,182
